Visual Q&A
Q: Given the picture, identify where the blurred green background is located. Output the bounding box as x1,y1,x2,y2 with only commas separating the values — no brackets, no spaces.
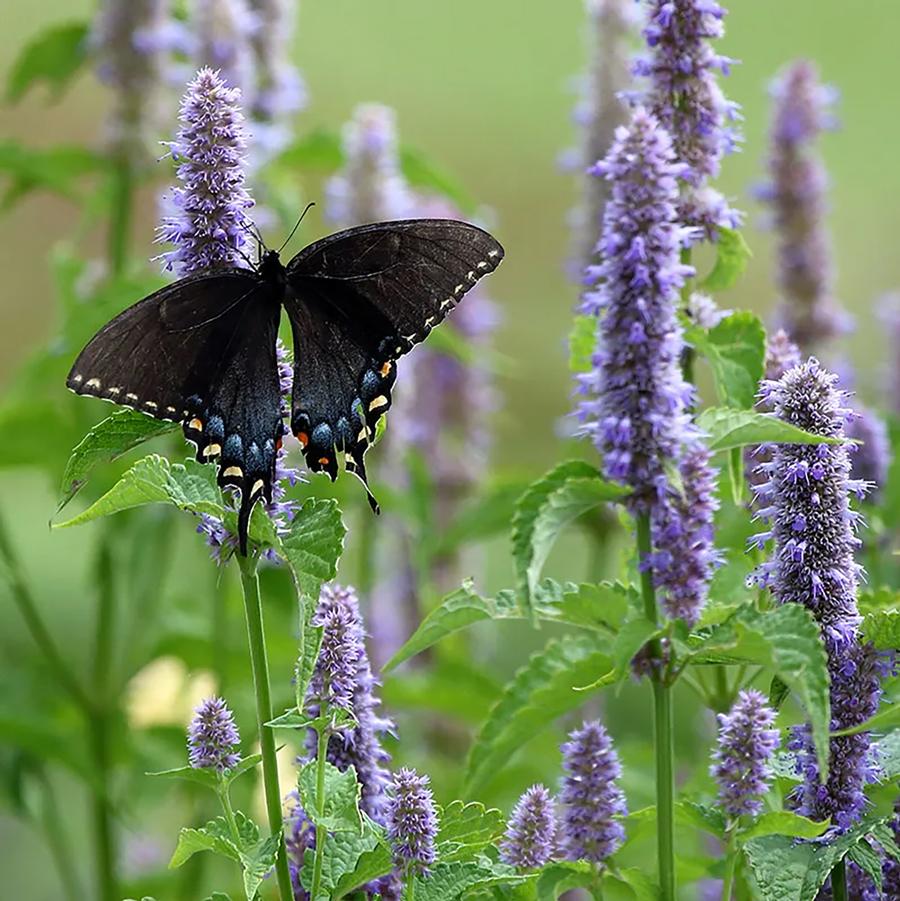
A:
2,1,900,898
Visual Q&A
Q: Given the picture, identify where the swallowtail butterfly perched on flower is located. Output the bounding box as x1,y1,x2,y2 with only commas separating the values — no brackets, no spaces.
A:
67,219,504,554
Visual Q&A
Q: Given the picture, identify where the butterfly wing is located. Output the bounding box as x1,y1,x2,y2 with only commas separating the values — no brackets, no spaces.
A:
283,218,503,502
67,270,284,554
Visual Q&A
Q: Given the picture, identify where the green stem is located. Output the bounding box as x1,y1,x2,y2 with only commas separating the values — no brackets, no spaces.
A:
405,866,416,901
38,772,82,901
219,785,252,901
237,554,292,901
108,158,133,278
310,726,329,901
721,830,737,901
832,860,848,901
636,514,676,901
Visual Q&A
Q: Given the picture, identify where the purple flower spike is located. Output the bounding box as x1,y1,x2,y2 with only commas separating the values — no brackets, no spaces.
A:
574,107,695,515
710,689,779,820
325,104,414,226
762,61,850,351
193,0,257,97
845,406,891,501
637,0,742,238
386,768,439,877
284,791,315,900
91,0,175,164
307,585,394,822
158,67,255,275
500,784,558,869
187,696,241,772
249,0,307,120
567,0,638,276
560,720,627,864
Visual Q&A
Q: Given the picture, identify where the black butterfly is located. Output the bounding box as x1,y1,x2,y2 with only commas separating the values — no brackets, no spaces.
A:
67,218,504,554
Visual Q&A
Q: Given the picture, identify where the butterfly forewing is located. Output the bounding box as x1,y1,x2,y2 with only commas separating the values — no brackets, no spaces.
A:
283,219,504,500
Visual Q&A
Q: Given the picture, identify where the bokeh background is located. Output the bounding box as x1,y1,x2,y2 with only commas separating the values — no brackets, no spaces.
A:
2,1,900,898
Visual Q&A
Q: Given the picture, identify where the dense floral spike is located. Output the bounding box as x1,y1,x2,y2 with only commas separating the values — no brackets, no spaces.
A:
91,0,174,165
566,0,637,276
637,0,741,238
560,720,627,863
651,442,720,627
158,67,255,275
845,406,891,500
752,359,882,829
306,585,394,821
248,0,306,122
385,768,439,877
193,0,257,96
500,784,558,869
187,696,241,771
284,792,315,900
325,104,414,225
575,107,695,514
761,61,850,351
878,293,900,416
710,689,779,819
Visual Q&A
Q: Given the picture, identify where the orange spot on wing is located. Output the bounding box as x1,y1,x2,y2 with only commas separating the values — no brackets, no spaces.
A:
318,456,330,466
379,361,392,377
296,431,309,448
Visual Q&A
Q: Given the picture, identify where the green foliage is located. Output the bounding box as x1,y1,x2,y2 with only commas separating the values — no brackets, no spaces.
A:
464,635,612,793
699,226,752,292
738,811,830,842
568,314,596,374
436,801,505,862
0,141,101,209
511,460,627,620
688,311,766,409
861,607,900,650
412,859,534,900
696,406,843,452
278,497,347,599
298,760,363,834
146,755,262,792
6,22,89,102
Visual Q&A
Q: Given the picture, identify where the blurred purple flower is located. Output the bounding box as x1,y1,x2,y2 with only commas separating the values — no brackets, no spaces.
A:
192,0,257,97
761,61,850,351
284,791,314,900
559,720,627,864
636,0,742,239
710,689,779,819
500,784,558,869
249,0,307,124
845,405,891,501
187,696,241,772
878,293,900,416
386,768,439,877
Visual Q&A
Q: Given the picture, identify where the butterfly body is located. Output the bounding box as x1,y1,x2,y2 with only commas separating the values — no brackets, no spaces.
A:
67,219,504,555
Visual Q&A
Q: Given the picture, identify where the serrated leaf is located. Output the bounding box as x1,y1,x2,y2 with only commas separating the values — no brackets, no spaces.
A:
568,314,596,375
847,841,883,893
330,837,393,898
0,141,101,209
413,860,533,901
54,454,224,528
57,410,178,512
611,867,659,901
535,861,595,900
465,635,611,794
168,824,239,869
678,800,726,839
298,761,362,834
295,593,324,707
266,709,315,730
436,801,504,862
739,811,830,841
861,609,900,651
512,461,627,621
699,226,752,292
279,498,346,599
300,818,386,896
145,765,219,790
692,605,830,775
7,22,89,102
688,311,766,409
696,407,842,453
239,833,280,900
223,753,263,788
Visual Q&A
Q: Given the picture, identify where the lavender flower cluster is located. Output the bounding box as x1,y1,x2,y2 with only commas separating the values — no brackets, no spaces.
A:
187,696,241,772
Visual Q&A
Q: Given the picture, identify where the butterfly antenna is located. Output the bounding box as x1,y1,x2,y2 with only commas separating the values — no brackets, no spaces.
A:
278,202,316,254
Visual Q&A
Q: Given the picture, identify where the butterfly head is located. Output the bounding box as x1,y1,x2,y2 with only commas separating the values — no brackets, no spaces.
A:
258,249,286,288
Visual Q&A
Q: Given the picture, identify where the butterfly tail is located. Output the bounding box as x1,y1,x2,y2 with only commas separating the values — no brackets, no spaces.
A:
345,448,381,515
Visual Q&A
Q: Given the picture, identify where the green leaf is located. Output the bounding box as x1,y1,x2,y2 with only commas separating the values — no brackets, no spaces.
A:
861,609,900,651
535,861,596,900
511,461,627,620
692,605,831,775
465,635,612,794
568,314,596,375
688,311,766,409
399,146,479,215
436,801,504,862
330,835,393,898
696,407,842,452
295,593,325,707
434,480,531,557
847,841,883,893
279,498,346,599
239,833,280,900
7,22,89,102
875,730,900,780
265,709,315,730
57,410,178,512
413,859,533,901
832,701,900,737
678,800,726,839
145,765,219,790
739,811,830,841
0,141,101,209
610,868,659,901
222,753,263,788
298,761,362,834
53,454,224,528
168,823,239,869
299,818,389,897
699,226,752,292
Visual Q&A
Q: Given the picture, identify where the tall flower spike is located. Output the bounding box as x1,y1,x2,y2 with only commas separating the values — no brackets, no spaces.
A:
192,0,257,97
386,768,439,878
305,584,394,821
500,784,558,869
325,104,414,226
878,292,900,417
844,406,891,501
91,0,174,166
574,107,695,515
158,67,255,275
566,0,637,277
752,359,883,829
637,0,742,238
710,689,779,819
187,696,241,771
559,720,627,864
761,61,850,351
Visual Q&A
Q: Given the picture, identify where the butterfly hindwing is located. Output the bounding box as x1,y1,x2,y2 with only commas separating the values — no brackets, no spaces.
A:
67,270,284,554
283,219,504,500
